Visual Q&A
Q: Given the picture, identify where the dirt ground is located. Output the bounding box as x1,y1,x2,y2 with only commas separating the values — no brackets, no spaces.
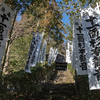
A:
37,70,79,100
53,70,75,84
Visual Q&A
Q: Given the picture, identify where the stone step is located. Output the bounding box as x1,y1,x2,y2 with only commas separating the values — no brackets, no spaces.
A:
36,70,79,100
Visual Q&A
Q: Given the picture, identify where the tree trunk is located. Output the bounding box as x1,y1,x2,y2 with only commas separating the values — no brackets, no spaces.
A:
3,43,12,73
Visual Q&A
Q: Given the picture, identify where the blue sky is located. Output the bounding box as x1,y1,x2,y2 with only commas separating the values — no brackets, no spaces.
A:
56,0,70,25
16,13,69,25
62,12,69,25
16,13,22,21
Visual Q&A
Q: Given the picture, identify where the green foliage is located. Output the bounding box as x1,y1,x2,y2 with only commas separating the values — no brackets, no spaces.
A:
2,32,55,99
5,0,48,14
7,35,32,73
65,16,73,41
24,0,65,43
0,62,55,99
75,74,100,100
61,0,96,17
58,43,66,55
67,63,100,100
12,0,66,55
67,63,75,77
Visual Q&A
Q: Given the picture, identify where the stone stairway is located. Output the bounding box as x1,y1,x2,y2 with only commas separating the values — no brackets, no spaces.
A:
37,70,79,100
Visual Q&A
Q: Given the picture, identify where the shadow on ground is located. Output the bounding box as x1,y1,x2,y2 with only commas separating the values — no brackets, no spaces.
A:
36,70,79,100
37,83,78,100
16,70,79,100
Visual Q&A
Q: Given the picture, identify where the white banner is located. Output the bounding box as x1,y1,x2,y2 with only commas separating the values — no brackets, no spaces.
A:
66,50,70,62
37,45,42,63
0,3,14,68
25,36,37,73
73,18,87,75
66,41,73,63
30,34,42,67
72,25,78,69
81,6,100,90
40,40,47,63
53,48,58,61
42,41,47,63
51,48,55,63
48,47,54,66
